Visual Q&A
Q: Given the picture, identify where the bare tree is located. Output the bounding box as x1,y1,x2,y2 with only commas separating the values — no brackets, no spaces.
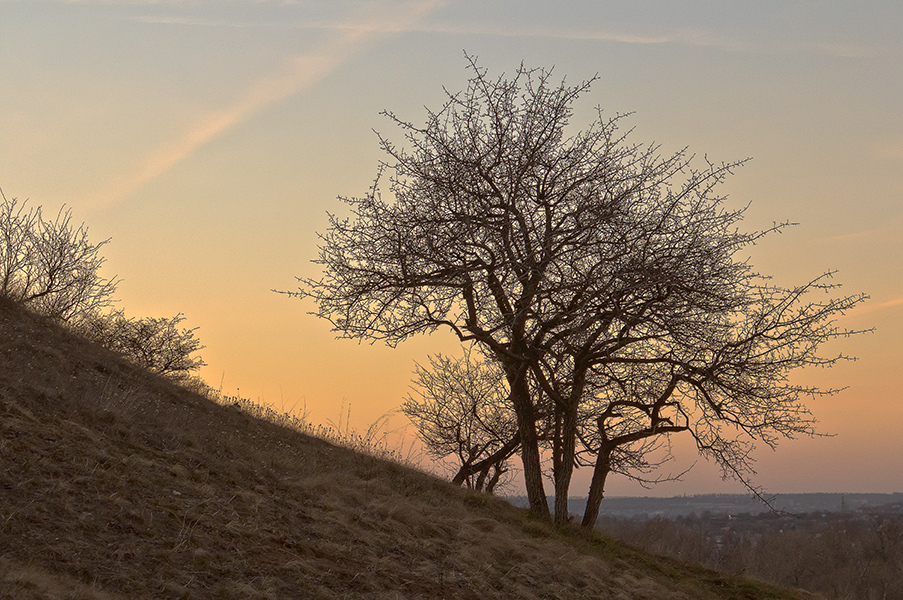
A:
0,192,118,321
290,56,867,524
77,310,206,380
401,348,520,493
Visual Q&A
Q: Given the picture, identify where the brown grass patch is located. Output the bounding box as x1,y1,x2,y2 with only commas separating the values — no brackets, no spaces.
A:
0,297,818,600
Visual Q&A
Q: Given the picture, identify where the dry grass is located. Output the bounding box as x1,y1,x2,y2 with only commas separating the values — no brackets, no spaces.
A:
0,297,820,599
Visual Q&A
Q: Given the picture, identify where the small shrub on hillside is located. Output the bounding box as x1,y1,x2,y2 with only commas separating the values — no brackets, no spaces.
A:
77,310,205,381
0,190,206,382
402,349,517,494
0,192,117,321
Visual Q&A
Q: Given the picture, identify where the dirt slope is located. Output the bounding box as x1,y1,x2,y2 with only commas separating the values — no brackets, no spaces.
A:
0,298,819,599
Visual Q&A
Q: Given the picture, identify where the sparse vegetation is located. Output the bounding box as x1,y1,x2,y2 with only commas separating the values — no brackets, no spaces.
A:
0,296,818,599
220,393,419,467
1,190,206,382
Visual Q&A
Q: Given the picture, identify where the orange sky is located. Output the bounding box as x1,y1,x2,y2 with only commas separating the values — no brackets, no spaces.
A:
2,0,901,497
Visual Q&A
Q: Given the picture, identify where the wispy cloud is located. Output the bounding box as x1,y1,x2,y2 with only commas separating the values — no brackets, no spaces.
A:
119,11,882,59
118,17,708,49
875,140,903,161
878,297,903,310
94,0,443,208
811,216,903,246
855,296,903,315
418,23,676,45
59,0,198,4
321,21,879,59
485,26,880,58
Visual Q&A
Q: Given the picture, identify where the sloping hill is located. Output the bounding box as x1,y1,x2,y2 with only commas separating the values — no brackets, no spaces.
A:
0,298,818,600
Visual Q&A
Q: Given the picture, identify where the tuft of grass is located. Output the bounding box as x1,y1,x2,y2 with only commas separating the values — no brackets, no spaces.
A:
209,392,423,468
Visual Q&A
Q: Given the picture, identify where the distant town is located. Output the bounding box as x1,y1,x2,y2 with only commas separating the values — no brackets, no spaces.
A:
508,493,903,520
561,492,903,599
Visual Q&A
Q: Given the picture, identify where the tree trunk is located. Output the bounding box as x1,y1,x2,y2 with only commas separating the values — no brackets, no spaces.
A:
485,464,505,494
581,446,612,528
518,427,549,519
474,468,488,492
553,402,578,524
553,372,585,524
509,363,550,519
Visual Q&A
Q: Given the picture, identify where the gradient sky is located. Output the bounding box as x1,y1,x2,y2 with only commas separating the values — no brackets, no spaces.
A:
3,0,901,498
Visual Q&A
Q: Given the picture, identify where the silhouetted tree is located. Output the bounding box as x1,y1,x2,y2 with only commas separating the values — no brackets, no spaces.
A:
401,348,520,492
291,56,867,524
0,192,117,321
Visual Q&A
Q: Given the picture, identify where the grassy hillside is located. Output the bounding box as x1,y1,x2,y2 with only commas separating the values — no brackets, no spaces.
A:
0,297,819,600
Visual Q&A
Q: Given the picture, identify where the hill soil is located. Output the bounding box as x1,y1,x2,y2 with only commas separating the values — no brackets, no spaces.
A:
0,297,819,599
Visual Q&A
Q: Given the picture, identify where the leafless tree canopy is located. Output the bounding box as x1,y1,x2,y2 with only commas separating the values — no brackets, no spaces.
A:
294,56,867,526
0,192,117,322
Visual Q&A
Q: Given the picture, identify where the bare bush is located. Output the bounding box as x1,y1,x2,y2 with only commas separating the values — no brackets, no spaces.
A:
77,310,206,381
0,191,117,321
402,349,519,493
1,190,205,382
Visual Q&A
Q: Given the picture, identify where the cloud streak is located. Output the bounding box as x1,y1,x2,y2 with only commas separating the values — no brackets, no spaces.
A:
855,296,903,315
121,14,881,59
811,217,903,246
92,2,883,208
436,24,880,58
94,0,443,208
117,15,724,49
875,140,903,161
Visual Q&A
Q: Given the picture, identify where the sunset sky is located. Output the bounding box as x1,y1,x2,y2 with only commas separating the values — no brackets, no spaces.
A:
2,0,901,498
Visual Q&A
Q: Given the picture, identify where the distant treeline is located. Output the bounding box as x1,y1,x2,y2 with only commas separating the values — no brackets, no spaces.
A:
583,493,903,520
595,503,903,600
506,493,903,520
